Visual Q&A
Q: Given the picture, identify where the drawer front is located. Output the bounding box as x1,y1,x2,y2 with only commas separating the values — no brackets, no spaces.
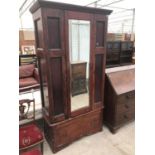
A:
116,101,135,114
115,111,135,125
72,78,87,96
72,64,86,78
117,91,135,105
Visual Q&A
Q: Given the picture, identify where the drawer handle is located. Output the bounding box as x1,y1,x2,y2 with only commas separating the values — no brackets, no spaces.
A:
125,104,129,109
124,114,128,119
126,93,134,99
96,42,99,46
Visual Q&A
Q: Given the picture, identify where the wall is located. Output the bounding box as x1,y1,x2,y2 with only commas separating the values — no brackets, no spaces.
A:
19,29,35,54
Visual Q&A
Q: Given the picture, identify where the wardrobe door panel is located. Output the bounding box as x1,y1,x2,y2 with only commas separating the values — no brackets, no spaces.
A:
44,8,67,121
96,21,105,47
34,18,44,49
94,54,104,103
50,57,64,116
93,14,107,107
47,17,61,49
37,54,50,116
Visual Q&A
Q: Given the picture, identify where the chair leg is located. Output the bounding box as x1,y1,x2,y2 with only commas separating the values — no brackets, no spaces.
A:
41,142,44,154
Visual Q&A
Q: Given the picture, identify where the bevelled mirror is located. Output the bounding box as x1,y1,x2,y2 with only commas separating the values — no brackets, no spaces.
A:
69,19,90,111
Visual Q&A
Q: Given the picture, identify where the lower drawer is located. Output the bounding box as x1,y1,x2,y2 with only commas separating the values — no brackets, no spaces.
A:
115,111,135,126
45,109,103,153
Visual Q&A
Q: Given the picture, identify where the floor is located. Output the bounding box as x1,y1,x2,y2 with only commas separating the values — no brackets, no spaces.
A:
71,93,89,111
44,122,135,155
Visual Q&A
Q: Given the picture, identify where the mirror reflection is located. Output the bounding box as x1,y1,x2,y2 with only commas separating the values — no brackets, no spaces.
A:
69,19,90,111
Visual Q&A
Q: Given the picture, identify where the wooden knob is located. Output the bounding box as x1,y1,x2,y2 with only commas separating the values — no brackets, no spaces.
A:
125,104,129,109
124,114,128,119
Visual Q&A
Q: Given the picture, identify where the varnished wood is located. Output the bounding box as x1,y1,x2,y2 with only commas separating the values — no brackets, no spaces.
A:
44,108,103,153
30,0,112,152
104,67,135,133
106,41,134,68
30,0,112,15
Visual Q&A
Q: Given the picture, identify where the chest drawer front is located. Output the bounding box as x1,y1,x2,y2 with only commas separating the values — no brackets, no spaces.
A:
117,91,135,105
72,78,87,96
72,63,86,78
115,111,135,125
116,101,135,114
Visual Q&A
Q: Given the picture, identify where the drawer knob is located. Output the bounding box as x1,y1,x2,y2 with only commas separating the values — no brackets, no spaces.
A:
126,93,134,99
124,114,128,119
96,42,99,46
125,104,129,109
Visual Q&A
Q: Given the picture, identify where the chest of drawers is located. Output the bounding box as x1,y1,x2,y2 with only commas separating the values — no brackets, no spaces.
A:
104,66,135,133
71,62,87,96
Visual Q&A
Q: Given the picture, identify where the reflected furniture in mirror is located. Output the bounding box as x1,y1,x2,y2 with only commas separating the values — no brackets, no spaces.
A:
104,65,135,133
71,61,87,96
30,0,112,152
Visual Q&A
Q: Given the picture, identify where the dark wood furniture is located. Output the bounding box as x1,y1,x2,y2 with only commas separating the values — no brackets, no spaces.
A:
30,0,112,153
19,99,44,155
120,41,134,65
106,41,121,68
106,41,134,68
104,66,135,133
71,61,87,96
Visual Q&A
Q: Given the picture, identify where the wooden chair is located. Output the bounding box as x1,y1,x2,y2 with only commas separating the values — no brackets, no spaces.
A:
19,99,44,155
